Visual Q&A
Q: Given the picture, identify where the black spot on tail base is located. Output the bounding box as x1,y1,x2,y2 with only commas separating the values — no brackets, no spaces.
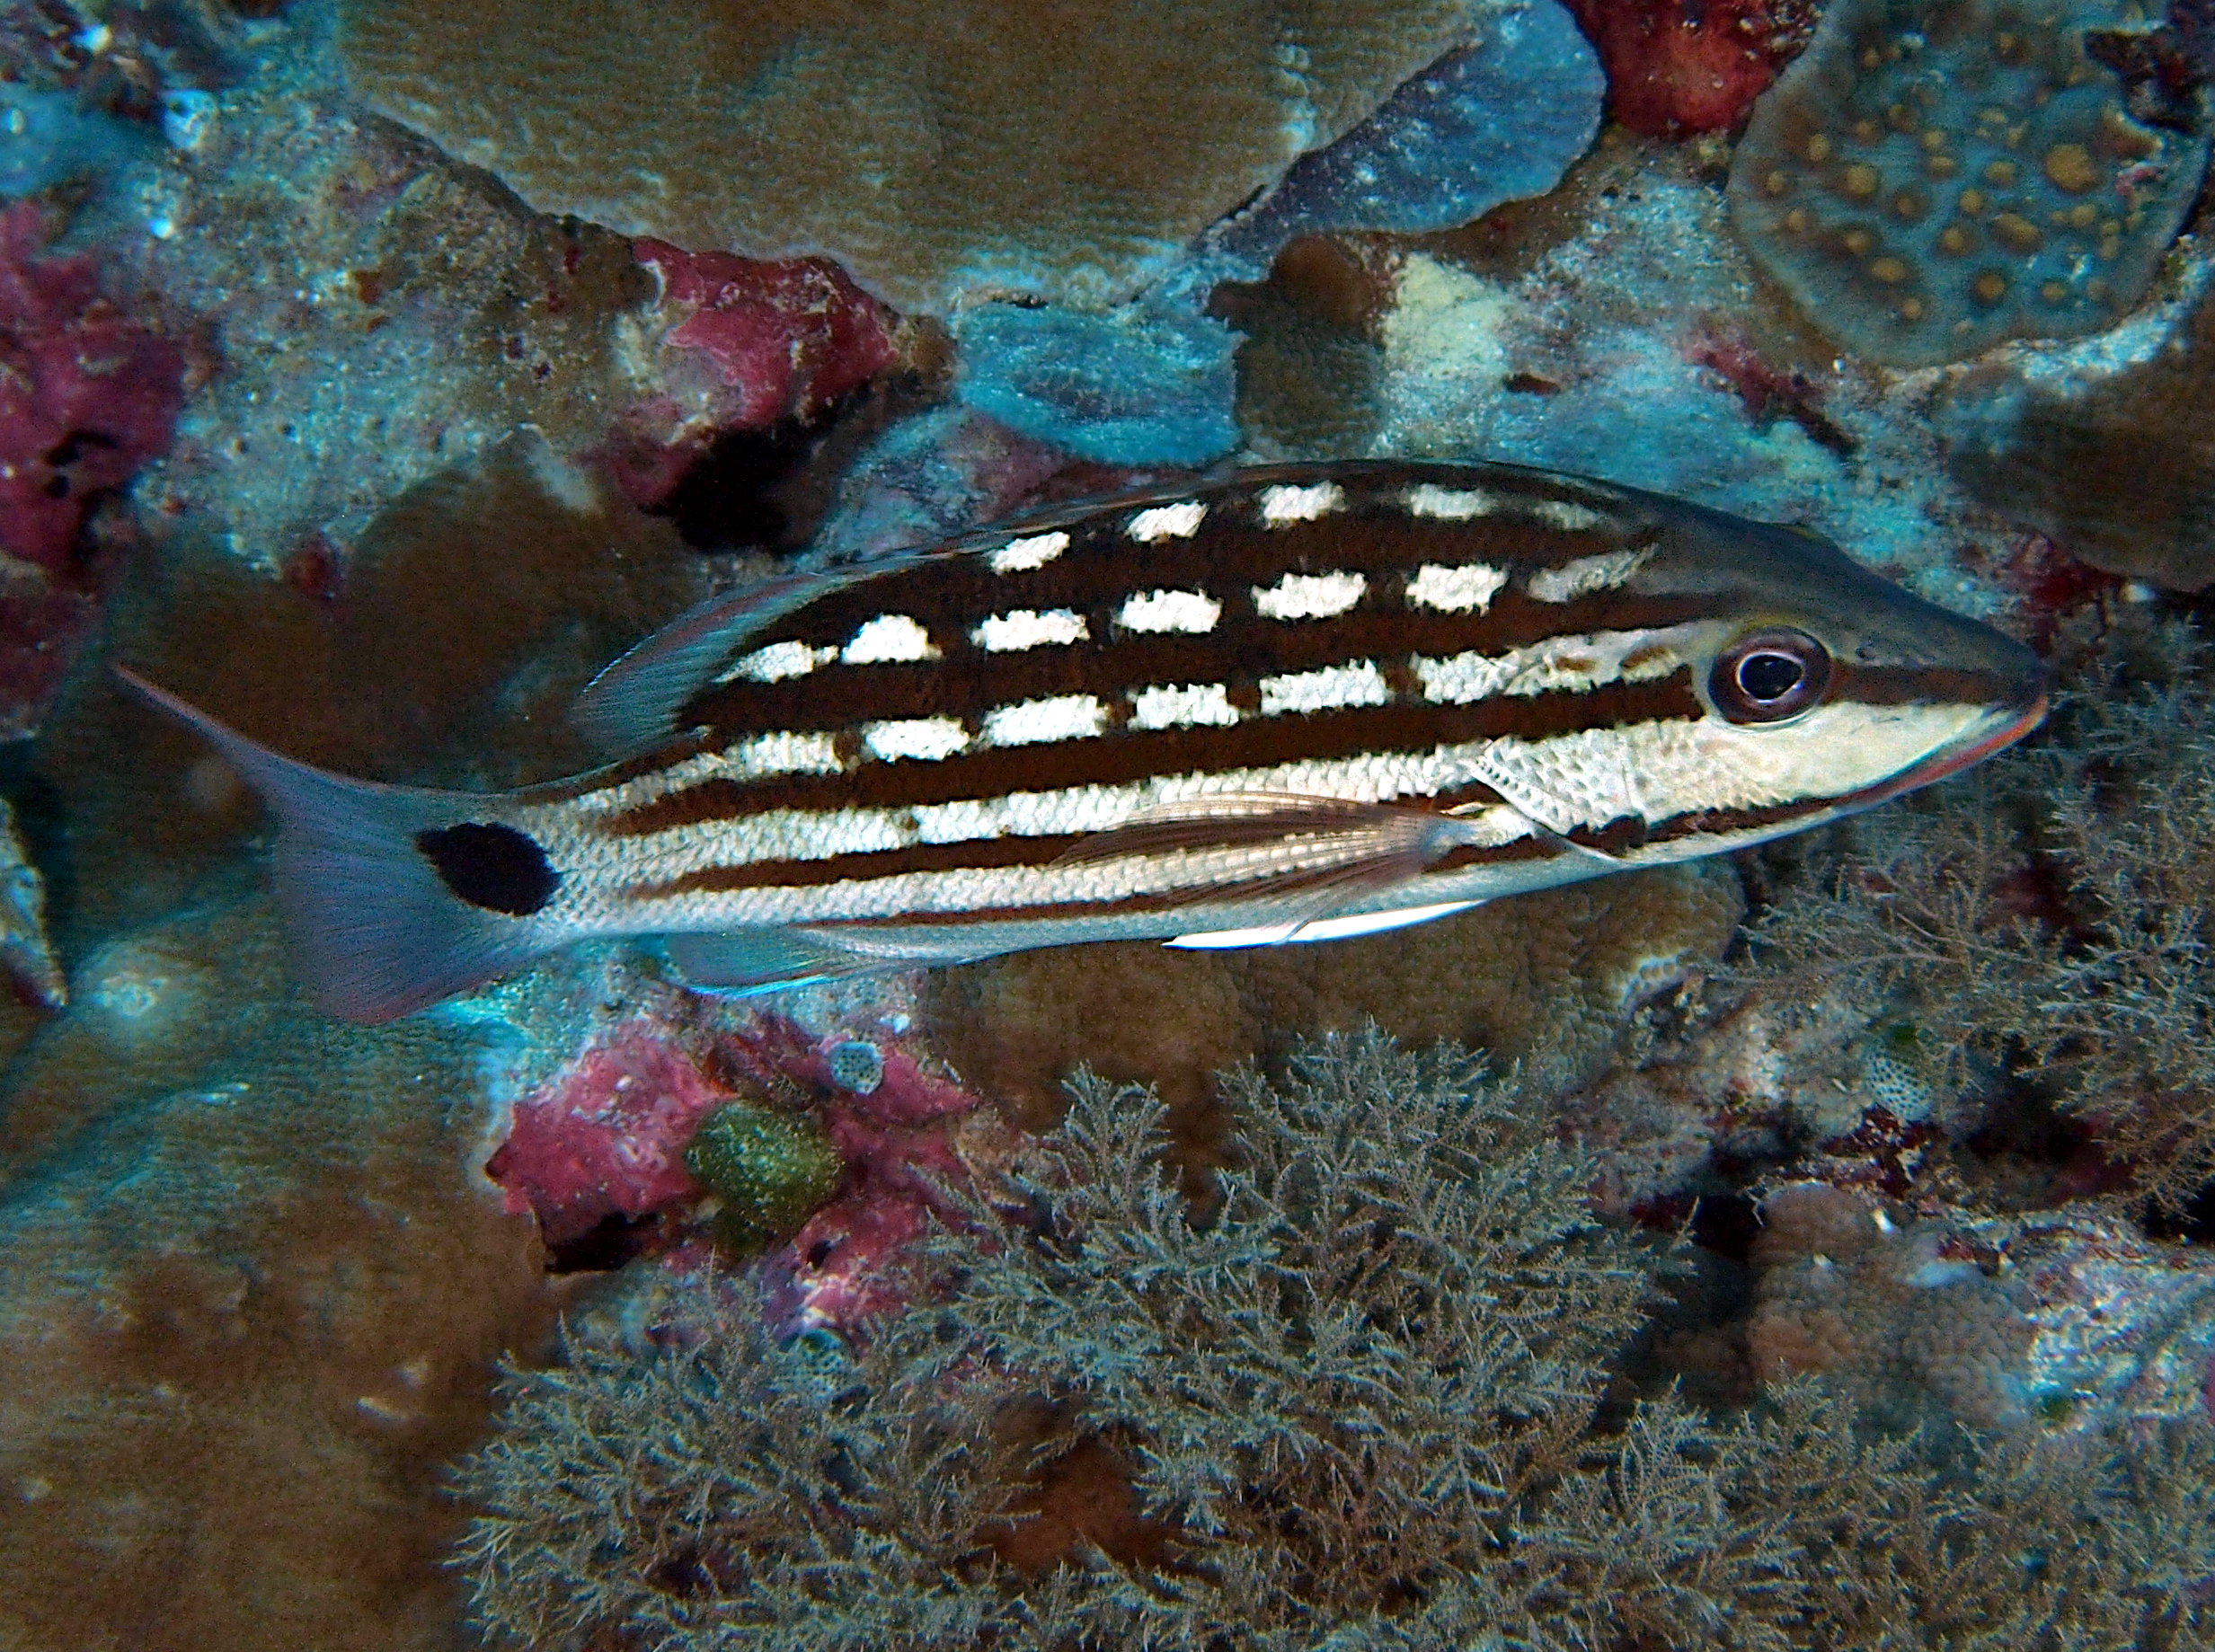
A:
415,822,560,915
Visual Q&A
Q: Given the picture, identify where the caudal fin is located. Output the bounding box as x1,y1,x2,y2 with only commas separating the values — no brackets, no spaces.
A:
116,668,561,1022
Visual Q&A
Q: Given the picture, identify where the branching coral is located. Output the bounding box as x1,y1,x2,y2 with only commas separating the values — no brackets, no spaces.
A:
1743,618,2215,1209
448,1029,2215,1649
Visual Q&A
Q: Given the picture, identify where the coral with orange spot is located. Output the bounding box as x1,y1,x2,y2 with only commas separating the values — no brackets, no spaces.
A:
1728,0,2211,366
334,0,1475,315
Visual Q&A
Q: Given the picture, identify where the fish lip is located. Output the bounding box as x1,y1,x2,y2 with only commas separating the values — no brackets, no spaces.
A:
1858,688,2050,808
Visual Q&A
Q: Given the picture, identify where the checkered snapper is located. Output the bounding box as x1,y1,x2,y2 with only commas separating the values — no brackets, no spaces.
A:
121,460,2047,1022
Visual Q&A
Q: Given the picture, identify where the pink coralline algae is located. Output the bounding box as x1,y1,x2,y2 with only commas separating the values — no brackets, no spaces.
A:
484,1020,731,1246
483,1007,997,1334
0,205,182,737
732,1017,994,1335
1566,0,1813,136
605,243,899,508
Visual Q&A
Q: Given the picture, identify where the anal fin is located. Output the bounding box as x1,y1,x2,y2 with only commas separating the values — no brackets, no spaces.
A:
663,929,890,996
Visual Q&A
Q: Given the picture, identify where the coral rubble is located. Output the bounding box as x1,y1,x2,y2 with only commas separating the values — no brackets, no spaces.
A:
1728,0,2211,367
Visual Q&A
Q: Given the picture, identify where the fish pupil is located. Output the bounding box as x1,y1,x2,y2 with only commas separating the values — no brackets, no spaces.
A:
415,822,560,916
1737,651,1805,702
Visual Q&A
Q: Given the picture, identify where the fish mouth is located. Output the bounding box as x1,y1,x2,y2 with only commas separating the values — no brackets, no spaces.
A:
1860,688,2051,808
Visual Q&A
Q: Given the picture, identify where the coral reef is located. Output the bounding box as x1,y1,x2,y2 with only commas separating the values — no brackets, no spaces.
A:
485,1020,737,1247
120,6,664,575
451,1032,2215,1650
0,794,65,1011
1743,1181,2215,1436
0,83,137,197
1727,0,2211,367
951,302,1241,468
1192,0,1605,281
1941,278,2215,589
607,242,902,508
0,895,563,1652
334,0,1475,315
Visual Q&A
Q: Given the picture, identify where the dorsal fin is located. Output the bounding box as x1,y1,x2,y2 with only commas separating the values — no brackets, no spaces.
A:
573,566,882,757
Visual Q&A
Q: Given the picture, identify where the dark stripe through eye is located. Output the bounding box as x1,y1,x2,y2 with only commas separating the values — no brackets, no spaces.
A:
1710,629,1830,723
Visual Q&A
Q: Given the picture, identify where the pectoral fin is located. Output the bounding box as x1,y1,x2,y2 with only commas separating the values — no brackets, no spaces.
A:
1055,791,1470,941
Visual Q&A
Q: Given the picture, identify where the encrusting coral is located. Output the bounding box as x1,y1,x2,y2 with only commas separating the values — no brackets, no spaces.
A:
450,1029,2215,1650
1728,0,2211,367
334,0,1474,315
1941,281,2215,591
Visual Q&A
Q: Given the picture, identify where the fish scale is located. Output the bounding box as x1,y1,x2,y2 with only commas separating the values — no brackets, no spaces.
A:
119,459,2048,1022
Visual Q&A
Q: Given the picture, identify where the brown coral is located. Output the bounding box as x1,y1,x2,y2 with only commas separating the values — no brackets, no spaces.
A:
924,860,1742,1169
1942,286,2215,590
0,897,562,1652
334,0,1475,314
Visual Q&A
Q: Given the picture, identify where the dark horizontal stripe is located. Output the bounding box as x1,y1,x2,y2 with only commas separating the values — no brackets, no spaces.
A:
598,674,1707,835
1832,663,2027,707
686,585,1712,738
617,780,1521,897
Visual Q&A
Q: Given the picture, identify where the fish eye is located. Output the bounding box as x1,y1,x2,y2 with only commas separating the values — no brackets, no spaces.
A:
1711,628,1831,723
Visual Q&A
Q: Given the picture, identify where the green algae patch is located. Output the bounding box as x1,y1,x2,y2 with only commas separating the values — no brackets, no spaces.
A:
684,1100,845,1251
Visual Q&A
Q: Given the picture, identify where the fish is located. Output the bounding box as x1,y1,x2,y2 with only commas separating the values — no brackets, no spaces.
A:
119,459,2048,1023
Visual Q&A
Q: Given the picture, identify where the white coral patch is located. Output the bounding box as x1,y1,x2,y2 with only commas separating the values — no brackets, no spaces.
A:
1126,500,1208,542
981,694,1110,747
1404,561,1510,614
1130,682,1242,729
971,608,1089,652
1259,660,1394,716
842,613,941,664
1118,587,1222,634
